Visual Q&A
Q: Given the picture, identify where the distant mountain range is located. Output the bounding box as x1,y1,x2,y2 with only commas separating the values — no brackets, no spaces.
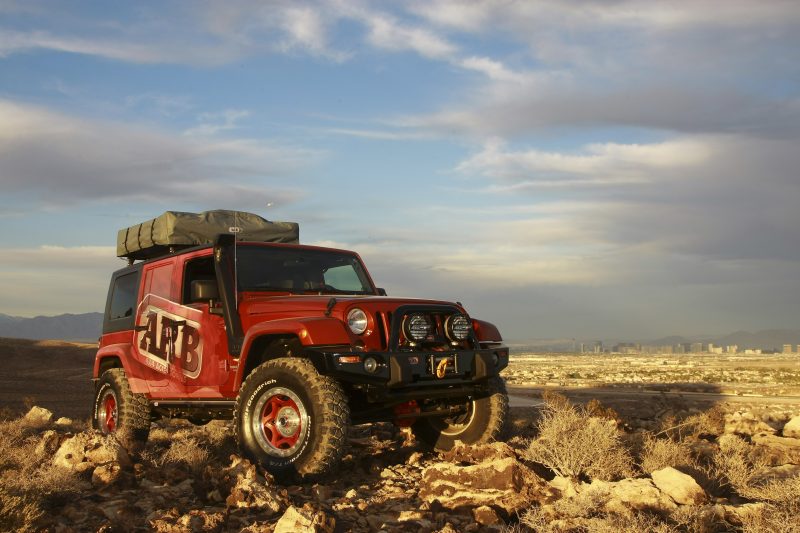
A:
510,329,800,353
0,312,103,342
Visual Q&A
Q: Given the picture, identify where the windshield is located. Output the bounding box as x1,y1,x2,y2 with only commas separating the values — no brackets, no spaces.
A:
236,246,375,295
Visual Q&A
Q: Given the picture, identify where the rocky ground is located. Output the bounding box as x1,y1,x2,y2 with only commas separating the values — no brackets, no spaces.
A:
2,397,800,532
1,342,800,531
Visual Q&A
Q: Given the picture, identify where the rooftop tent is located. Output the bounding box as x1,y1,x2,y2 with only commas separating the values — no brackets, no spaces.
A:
117,210,299,261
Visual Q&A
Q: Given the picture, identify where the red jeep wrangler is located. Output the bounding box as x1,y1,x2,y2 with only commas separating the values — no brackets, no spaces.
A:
92,211,509,476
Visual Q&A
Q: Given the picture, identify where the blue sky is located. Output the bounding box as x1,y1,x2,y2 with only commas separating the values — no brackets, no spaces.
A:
1,1,799,341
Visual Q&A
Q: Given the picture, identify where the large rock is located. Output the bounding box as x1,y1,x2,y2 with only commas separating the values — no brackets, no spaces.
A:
420,456,552,517
750,432,800,464
750,464,800,485
440,441,517,464
52,432,131,474
725,411,776,436
651,467,707,505
585,478,677,515
782,415,800,438
23,406,53,428
218,456,284,516
273,504,335,533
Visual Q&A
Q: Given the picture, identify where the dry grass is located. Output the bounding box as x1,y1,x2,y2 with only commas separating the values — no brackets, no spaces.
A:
0,418,84,532
161,434,212,472
524,392,634,481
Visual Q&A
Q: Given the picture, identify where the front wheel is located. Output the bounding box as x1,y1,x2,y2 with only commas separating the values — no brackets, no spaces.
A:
92,368,151,450
235,358,349,478
412,376,508,450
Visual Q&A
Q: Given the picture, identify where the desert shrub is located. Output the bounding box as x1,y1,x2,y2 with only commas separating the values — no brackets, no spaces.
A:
520,504,678,533
638,433,696,474
524,392,634,481
714,434,773,498
713,434,800,532
657,406,725,441
161,435,211,472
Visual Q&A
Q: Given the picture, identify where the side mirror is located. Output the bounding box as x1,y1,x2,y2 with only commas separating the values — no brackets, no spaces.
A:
191,279,219,303
377,287,387,296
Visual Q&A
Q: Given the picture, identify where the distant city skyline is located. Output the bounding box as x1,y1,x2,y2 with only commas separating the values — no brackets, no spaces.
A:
1,1,799,341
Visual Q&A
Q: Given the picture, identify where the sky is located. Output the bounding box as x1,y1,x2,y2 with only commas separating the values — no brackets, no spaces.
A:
0,0,799,342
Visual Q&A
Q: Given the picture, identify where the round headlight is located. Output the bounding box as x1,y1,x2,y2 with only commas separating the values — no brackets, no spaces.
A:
347,308,368,335
446,314,472,341
404,313,432,342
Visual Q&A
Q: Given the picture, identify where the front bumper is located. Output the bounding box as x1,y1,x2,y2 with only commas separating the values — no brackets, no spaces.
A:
310,346,509,388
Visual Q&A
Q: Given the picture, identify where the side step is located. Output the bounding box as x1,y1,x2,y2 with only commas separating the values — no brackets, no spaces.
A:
150,399,236,421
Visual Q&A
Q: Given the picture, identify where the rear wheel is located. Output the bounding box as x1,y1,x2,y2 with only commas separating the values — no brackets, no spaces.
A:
235,358,349,478
412,376,508,450
92,368,151,450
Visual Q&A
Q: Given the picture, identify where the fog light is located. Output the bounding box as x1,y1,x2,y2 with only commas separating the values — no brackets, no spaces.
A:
364,357,378,373
492,353,499,367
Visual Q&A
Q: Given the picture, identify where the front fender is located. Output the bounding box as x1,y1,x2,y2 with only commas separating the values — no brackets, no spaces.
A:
236,317,355,386
472,319,502,342
241,317,355,351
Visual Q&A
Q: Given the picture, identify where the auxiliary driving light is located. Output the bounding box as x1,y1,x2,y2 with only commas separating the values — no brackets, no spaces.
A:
404,313,432,342
363,357,378,373
445,314,472,341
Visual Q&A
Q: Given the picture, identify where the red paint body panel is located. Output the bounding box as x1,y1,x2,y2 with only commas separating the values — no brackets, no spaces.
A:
473,319,503,342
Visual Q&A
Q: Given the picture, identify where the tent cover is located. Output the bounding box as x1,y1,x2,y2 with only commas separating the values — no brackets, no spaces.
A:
117,210,299,260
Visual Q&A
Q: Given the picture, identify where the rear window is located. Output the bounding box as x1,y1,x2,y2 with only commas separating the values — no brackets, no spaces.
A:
109,272,138,320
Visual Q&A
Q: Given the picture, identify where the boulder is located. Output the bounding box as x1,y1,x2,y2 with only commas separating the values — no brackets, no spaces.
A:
750,432,800,463
149,508,226,532
651,467,707,505
586,478,677,515
782,415,800,438
35,429,61,457
23,406,53,428
92,462,124,488
750,464,800,485
472,505,502,525
725,412,776,436
420,456,552,517
52,432,131,474
440,441,517,464
273,504,335,533
720,503,767,526
220,456,284,516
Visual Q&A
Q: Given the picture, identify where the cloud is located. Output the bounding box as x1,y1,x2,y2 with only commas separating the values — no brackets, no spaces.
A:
456,134,800,265
0,99,314,209
0,245,122,316
184,109,250,136
457,137,711,185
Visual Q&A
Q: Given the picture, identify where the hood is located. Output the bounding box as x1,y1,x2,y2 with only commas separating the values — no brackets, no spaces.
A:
240,293,464,319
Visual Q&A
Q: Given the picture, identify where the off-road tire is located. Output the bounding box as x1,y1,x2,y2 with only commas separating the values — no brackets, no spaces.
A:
235,358,349,478
412,376,508,451
92,368,151,451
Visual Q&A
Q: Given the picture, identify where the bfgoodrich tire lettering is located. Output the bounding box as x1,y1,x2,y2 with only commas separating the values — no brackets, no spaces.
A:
92,368,151,450
412,376,508,451
235,358,349,477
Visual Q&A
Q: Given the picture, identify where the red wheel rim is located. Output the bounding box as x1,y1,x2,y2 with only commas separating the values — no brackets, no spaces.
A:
103,393,117,433
259,394,302,450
